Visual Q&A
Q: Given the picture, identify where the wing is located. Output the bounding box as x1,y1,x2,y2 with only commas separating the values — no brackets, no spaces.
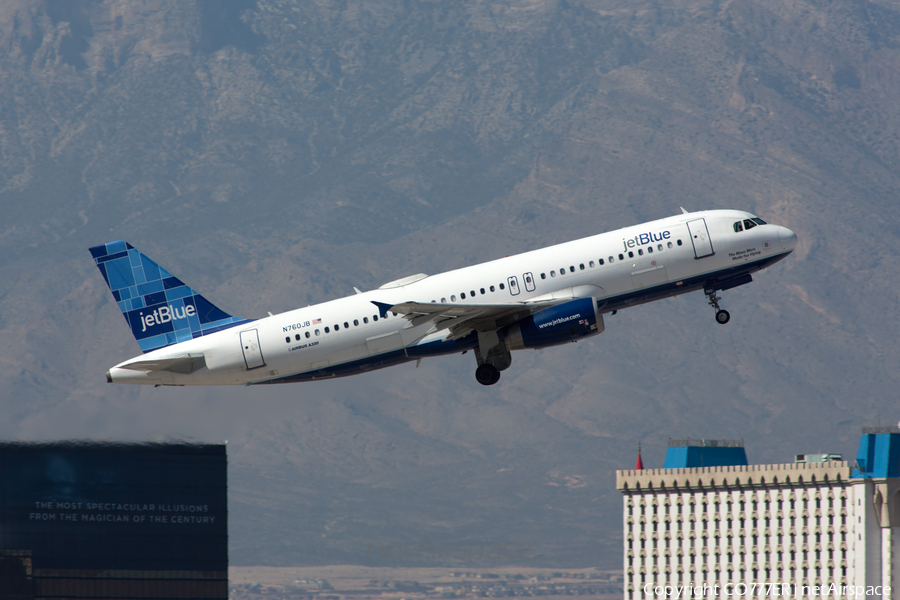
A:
372,300,559,341
372,284,605,341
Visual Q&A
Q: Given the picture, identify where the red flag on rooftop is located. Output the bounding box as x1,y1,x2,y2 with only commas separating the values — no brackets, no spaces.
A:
635,441,644,470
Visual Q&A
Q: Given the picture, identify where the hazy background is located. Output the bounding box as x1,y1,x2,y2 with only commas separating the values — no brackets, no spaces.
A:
1,0,899,568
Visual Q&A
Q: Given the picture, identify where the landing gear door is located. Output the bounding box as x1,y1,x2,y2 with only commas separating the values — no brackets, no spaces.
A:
523,272,536,292
687,218,714,259
240,329,266,370
507,276,520,296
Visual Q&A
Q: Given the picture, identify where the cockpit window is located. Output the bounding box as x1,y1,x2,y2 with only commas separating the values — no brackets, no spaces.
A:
733,221,743,232
743,219,757,230
751,218,767,225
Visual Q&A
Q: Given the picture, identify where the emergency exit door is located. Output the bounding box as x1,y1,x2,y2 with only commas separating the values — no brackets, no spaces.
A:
240,329,266,370
507,276,520,296
686,218,714,259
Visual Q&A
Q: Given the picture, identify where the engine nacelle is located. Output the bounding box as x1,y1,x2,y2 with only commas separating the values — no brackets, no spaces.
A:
504,297,604,351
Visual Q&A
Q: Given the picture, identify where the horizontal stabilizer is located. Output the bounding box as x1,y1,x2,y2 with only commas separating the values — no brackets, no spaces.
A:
118,354,207,375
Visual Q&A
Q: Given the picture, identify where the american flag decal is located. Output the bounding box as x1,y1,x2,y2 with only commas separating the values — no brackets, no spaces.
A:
312,318,322,325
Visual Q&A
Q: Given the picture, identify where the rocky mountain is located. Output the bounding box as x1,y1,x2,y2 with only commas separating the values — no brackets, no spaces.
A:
1,0,899,567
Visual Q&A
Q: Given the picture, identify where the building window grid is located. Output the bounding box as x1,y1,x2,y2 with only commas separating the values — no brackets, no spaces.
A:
625,484,851,589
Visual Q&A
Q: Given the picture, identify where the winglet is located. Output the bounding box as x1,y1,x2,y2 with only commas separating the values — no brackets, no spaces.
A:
353,287,363,295
680,207,690,214
371,301,393,318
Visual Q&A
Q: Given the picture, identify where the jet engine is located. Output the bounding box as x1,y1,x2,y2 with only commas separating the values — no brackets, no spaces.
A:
504,297,604,350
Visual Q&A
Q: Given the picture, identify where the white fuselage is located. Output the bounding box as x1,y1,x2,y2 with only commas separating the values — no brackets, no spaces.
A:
107,210,797,386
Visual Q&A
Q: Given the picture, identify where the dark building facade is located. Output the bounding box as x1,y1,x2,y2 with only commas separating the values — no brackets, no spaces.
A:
0,442,227,599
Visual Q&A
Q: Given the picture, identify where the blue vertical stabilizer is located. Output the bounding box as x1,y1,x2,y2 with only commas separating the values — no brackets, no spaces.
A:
89,241,251,353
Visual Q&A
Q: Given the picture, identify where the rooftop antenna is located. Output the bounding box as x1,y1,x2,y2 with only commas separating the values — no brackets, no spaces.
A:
635,440,644,471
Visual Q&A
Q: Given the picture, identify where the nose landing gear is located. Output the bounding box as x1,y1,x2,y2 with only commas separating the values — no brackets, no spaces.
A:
705,287,730,324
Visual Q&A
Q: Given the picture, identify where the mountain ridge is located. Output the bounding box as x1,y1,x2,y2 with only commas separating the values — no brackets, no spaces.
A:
1,0,898,567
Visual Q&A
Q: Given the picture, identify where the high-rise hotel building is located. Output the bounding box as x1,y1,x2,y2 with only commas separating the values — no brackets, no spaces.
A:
616,428,900,598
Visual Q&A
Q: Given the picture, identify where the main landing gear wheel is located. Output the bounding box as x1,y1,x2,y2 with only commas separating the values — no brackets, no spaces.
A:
704,287,731,325
475,364,501,386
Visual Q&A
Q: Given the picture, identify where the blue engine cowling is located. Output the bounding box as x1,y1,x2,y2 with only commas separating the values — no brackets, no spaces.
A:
504,297,604,350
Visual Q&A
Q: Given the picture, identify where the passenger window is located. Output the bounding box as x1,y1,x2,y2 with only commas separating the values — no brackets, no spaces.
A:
334,324,339,331
743,219,756,230
618,254,624,260
677,240,683,246
363,317,369,323
599,258,605,265
637,249,643,256
451,295,457,301
541,273,546,279
647,246,653,254
305,332,310,339
344,322,350,328
579,264,585,270
609,256,614,263
295,334,301,341
499,283,505,290
559,267,565,274
658,244,663,251
667,242,673,249
285,337,290,343
461,292,466,299
589,261,594,268
315,329,320,336
550,270,556,277
325,327,330,333
570,266,575,273
489,286,495,292
480,288,485,294
628,251,634,258
441,298,446,303
734,221,744,232
470,290,475,297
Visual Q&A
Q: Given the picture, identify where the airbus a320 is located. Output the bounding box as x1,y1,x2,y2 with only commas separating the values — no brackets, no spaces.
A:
90,209,797,387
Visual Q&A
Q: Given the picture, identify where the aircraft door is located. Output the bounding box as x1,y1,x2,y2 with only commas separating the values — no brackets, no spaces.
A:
507,276,520,296
686,218,714,259
240,329,266,370
523,272,536,292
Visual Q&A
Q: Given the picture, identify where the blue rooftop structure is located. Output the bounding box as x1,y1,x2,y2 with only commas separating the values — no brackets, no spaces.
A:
663,439,747,469
851,427,900,478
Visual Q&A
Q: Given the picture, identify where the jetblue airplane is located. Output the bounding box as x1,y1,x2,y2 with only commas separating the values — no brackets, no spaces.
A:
90,209,797,387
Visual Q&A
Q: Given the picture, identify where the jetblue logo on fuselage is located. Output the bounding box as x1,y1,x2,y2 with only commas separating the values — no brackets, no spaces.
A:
140,305,196,332
623,230,671,251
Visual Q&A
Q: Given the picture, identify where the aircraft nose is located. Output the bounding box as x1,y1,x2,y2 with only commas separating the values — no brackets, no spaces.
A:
778,226,798,252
